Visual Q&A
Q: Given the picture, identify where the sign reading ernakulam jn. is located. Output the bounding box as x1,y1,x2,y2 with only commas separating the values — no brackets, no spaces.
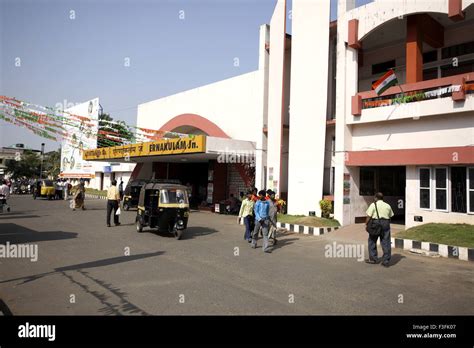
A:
83,135,206,161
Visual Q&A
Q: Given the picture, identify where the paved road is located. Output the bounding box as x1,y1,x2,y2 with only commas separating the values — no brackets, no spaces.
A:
0,195,473,315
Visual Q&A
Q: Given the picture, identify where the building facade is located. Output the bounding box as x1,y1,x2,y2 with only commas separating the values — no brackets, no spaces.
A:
336,0,474,227
85,0,474,227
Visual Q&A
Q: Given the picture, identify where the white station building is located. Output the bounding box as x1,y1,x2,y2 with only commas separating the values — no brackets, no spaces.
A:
87,0,474,227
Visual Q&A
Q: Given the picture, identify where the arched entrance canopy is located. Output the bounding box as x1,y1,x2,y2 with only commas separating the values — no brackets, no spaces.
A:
159,113,230,139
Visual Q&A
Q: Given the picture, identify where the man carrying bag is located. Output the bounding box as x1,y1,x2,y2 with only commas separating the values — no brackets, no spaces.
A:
365,192,394,267
106,180,121,227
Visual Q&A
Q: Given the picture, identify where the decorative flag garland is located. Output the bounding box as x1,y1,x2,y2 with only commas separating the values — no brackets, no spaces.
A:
0,96,196,148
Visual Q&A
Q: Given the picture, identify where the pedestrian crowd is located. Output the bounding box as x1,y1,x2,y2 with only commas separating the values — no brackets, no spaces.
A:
238,187,283,254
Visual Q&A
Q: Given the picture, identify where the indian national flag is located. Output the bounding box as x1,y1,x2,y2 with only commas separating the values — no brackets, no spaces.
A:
372,70,398,95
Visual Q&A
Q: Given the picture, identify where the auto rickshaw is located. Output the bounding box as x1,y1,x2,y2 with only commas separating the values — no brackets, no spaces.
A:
135,183,189,240
32,179,56,200
123,179,181,210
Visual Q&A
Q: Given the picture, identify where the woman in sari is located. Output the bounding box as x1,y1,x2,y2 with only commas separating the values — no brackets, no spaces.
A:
71,182,86,211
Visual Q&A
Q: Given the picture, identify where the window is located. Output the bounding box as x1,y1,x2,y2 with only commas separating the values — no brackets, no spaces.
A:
379,167,405,196
423,50,438,63
419,168,431,209
469,168,474,214
441,41,474,59
43,180,54,186
360,167,405,197
160,189,188,204
435,168,448,211
423,67,438,81
372,60,396,75
360,167,376,196
451,167,467,213
331,136,336,156
440,59,474,78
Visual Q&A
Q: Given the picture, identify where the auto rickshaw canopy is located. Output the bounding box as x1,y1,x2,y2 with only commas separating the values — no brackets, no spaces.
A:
138,183,189,209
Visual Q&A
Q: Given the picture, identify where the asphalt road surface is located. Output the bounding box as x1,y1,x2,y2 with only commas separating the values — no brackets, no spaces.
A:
0,195,473,315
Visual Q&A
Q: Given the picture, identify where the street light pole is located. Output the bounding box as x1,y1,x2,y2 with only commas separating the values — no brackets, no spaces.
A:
39,143,45,179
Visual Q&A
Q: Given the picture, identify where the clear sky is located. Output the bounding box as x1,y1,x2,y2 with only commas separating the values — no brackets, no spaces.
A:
0,0,372,152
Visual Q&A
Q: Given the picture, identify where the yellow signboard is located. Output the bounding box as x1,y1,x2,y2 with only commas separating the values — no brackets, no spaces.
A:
83,135,206,161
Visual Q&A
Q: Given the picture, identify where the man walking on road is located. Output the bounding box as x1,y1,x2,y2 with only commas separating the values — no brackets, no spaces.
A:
106,180,121,227
251,190,272,253
119,180,124,200
238,190,255,242
365,192,394,267
0,180,11,212
266,189,278,245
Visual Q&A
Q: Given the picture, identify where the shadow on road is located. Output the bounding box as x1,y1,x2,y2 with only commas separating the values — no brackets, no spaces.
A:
0,251,164,285
56,252,164,272
77,270,149,315
0,215,41,220
0,251,163,315
0,210,36,215
181,226,218,240
0,223,77,244
270,237,299,251
78,207,106,211
390,253,406,266
139,226,218,240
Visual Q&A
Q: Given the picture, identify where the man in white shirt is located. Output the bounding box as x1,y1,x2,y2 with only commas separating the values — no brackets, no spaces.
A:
106,180,121,227
0,180,11,212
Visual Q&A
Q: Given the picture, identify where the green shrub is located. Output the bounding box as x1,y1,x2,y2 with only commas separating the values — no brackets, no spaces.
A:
319,199,332,219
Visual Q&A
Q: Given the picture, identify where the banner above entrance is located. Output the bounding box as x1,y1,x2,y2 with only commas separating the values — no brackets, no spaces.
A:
83,135,206,161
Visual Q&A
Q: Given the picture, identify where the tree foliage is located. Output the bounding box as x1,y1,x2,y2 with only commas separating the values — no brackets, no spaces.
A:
5,150,41,179
44,150,61,178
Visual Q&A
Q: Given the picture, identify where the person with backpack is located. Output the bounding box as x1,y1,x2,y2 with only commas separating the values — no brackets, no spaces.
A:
365,192,394,267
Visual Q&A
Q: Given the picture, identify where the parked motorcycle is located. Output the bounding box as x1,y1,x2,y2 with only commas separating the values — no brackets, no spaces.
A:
13,181,29,195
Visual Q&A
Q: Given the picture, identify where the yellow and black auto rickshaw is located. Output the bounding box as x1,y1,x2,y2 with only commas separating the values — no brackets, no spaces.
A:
136,183,189,240
32,179,56,200
123,179,182,210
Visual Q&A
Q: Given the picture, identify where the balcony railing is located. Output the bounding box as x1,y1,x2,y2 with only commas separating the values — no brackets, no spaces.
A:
352,72,474,116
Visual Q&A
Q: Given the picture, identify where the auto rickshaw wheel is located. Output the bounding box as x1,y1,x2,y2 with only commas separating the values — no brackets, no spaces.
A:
174,228,183,240
33,193,36,200
136,217,144,233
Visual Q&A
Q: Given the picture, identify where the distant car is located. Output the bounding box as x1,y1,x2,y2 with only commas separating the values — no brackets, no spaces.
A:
32,179,56,200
